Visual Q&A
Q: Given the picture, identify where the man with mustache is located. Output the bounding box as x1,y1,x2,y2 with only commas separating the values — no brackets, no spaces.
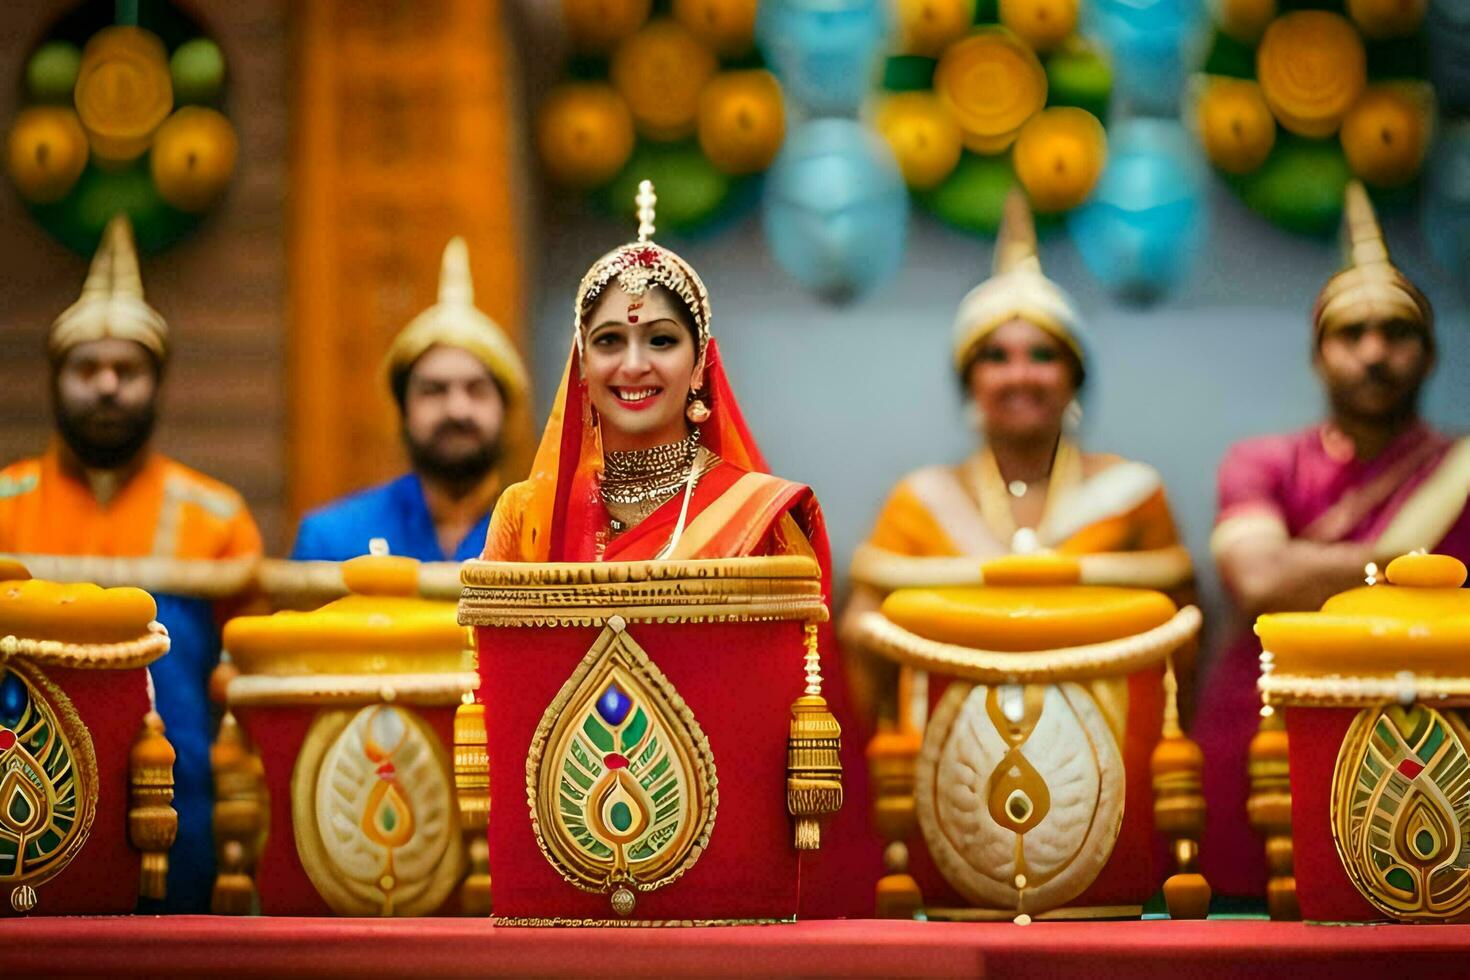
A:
290,237,528,563
1196,182,1470,902
0,214,263,910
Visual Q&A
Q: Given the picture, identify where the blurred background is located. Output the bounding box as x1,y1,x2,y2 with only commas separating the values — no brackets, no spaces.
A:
2,0,1468,663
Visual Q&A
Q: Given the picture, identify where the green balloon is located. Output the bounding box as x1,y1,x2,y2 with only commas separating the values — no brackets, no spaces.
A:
883,55,937,92
26,41,82,103
1233,136,1353,236
597,142,735,233
1045,43,1111,123
170,38,226,104
917,152,1014,235
30,161,198,255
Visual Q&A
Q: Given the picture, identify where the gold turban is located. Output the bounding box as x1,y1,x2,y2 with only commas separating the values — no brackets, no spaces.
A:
49,214,168,363
1313,180,1433,343
383,236,530,406
952,189,1086,376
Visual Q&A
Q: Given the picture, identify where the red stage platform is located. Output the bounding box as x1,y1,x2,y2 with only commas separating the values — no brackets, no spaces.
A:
3,917,1469,978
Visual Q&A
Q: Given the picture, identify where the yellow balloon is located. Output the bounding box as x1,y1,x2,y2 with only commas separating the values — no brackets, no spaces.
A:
673,0,758,58
697,69,785,175
1197,77,1276,175
1347,0,1427,40
74,26,173,164
1215,0,1277,45
1257,11,1366,138
1011,106,1106,213
998,0,1079,54
562,0,652,55
875,92,963,190
611,19,718,141
895,0,977,58
6,106,88,204
934,28,1049,154
150,107,238,212
1340,86,1429,188
536,83,636,188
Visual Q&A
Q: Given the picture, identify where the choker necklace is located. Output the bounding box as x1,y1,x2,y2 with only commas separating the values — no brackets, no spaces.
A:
602,431,700,507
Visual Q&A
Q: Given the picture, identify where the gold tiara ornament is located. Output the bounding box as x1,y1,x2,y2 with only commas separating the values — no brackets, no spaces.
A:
573,180,712,357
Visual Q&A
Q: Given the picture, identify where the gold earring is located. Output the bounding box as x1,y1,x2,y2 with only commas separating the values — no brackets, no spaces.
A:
686,396,710,424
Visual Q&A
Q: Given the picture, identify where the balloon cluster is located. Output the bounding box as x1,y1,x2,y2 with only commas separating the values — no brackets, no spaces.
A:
756,1,908,300
876,0,1113,233
1193,1,1434,234
5,17,235,254
536,0,783,232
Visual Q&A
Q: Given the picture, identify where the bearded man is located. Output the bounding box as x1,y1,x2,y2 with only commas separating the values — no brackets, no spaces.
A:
290,237,528,563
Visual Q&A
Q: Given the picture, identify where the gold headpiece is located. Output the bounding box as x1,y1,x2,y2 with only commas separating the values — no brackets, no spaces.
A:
1313,180,1432,342
951,189,1085,376
383,236,529,404
49,214,168,363
573,180,711,358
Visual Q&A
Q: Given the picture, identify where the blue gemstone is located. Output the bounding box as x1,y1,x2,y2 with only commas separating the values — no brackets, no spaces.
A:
0,671,26,728
595,683,633,726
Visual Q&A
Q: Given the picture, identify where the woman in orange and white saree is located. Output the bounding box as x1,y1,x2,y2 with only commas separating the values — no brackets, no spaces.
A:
843,190,1196,728
481,181,874,916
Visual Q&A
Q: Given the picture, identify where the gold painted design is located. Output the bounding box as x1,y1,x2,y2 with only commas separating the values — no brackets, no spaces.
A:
527,624,716,911
292,705,465,916
458,557,827,628
916,680,1124,914
1332,704,1470,922
0,660,98,895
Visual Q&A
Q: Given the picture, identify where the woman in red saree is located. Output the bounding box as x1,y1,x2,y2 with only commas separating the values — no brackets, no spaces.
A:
481,181,875,916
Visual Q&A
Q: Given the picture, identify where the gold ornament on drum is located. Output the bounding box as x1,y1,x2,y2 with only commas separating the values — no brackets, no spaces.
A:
611,19,718,142
1012,107,1107,213
934,28,1049,154
1256,11,1367,139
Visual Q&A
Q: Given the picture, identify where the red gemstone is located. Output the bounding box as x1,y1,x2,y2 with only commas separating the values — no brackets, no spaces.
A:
1398,758,1425,779
0,729,14,751
376,761,396,778
604,753,629,770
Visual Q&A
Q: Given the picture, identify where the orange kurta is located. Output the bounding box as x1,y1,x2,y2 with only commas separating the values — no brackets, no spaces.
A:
0,443,261,560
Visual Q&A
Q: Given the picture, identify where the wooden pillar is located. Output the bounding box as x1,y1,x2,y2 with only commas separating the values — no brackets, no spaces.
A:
288,0,528,518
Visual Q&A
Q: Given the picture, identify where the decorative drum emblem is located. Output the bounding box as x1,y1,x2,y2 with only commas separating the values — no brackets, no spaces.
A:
529,622,716,916
293,705,463,916
0,662,97,901
916,681,1124,914
1332,704,1470,922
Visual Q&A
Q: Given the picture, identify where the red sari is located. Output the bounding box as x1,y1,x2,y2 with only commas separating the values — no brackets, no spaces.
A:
481,338,878,917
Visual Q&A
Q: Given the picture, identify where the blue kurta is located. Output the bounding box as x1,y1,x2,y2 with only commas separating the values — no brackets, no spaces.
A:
290,472,491,563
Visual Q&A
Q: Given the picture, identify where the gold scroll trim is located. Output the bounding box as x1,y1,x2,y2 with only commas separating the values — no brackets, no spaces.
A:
225,671,478,707
849,544,1194,592
0,622,169,670
1261,670,1470,707
853,605,1202,683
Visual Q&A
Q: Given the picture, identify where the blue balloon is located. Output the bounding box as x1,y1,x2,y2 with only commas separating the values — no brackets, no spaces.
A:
1423,122,1470,284
1086,0,1209,118
1067,119,1208,301
762,118,909,301
1428,0,1470,114
755,0,888,117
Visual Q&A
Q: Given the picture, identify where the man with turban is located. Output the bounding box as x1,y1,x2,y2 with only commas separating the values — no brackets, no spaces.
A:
0,214,264,911
290,237,528,563
1198,181,1470,901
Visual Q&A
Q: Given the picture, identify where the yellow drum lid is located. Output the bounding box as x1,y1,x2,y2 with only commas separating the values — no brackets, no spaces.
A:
1256,553,1470,668
0,568,157,645
880,584,1177,652
224,554,467,675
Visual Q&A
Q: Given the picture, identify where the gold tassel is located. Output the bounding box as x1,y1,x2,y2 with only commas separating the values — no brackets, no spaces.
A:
787,624,843,851
454,698,491,915
129,709,177,900
210,711,265,915
1248,704,1298,920
868,720,923,918
1150,654,1211,920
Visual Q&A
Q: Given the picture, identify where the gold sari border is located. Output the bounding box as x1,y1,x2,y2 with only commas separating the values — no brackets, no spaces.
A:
853,605,1201,683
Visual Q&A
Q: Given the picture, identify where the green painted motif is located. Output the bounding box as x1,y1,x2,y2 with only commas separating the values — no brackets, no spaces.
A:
0,665,88,886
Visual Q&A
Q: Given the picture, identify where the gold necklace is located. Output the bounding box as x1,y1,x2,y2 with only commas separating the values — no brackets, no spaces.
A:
601,431,700,505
